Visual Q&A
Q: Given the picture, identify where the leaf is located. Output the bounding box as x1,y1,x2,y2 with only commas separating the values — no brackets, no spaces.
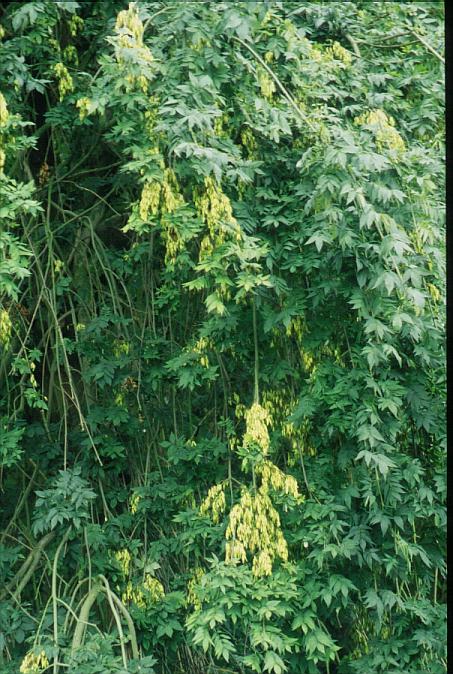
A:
355,450,396,477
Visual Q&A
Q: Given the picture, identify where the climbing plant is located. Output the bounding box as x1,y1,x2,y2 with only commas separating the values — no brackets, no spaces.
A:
0,2,445,674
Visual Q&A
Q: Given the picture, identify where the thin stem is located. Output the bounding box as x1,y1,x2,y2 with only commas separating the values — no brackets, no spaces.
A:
252,297,259,404
53,529,71,674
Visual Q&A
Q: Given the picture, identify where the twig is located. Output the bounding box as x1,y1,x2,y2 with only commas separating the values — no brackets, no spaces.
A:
233,36,316,132
405,27,444,64
53,529,71,674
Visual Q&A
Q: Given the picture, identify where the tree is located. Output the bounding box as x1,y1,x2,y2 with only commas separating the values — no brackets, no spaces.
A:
0,2,445,673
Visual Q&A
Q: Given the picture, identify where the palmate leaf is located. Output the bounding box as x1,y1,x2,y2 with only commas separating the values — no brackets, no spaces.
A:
355,449,396,477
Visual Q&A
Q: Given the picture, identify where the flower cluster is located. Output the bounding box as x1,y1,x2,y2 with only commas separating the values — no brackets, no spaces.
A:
52,63,74,101
225,486,288,577
200,482,226,524
20,651,49,674
355,109,405,153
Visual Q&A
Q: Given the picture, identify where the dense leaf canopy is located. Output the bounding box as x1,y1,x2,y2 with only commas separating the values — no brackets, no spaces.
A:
0,2,445,674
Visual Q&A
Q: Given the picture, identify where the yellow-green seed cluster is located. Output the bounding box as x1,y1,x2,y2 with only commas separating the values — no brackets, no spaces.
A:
200,482,226,524
225,486,288,577
257,67,276,100
52,63,74,101
189,336,212,368
63,45,78,65
130,492,141,514
186,566,204,610
194,176,242,261
68,14,84,37
325,41,352,66
138,168,184,261
261,388,315,456
201,395,302,577
241,128,257,158
0,92,8,170
122,574,164,608
20,651,49,674
139,168,183,222
243,402,271,453
115,548,131,576
0,308,12,349
355,109,405,153
0,92,8,126
76,96,91,120
115,2,153,92
256,459,300,499
113,339,130,357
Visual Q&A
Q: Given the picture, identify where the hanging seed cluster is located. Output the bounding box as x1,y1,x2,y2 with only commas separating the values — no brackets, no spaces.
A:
115,2,153,93
114,548,131,576
194,176,242,261
201,399,302,577
68,14,84,37
0,92,9,170
190,336,213,368
52,63,74,101
186,566,205,610
256,459,300,500
138,168,184,261
240,127,257,159
262,389,314,455
130,492,141,514
139,169,183,220
19,651,49,674
257,67,276,100
325,41,353,66
225,485,288,577
243,402,271,453
200,482,226,524
0,308,12,349
122,574,165,608
355,109,405,153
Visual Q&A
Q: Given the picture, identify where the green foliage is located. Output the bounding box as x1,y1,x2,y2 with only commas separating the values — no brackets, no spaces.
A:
0,2,445,674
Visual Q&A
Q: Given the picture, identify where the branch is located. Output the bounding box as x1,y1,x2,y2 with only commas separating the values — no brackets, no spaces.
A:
406,28,444,64
233,36,316,132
